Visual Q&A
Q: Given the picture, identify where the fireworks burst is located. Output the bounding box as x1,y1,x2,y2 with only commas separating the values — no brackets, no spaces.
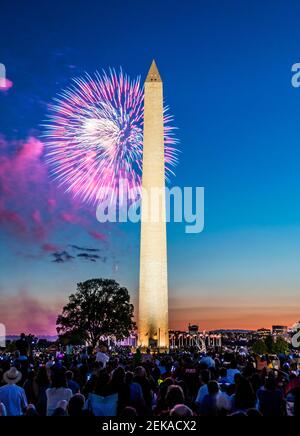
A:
43,69,178,205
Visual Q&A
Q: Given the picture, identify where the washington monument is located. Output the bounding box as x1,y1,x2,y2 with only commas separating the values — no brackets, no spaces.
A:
138,60,169,349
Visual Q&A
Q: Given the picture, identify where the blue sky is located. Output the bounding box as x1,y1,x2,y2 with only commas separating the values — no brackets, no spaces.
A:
1,0,300,333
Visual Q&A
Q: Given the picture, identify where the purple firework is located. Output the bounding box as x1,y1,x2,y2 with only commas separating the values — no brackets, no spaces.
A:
43,69,178,205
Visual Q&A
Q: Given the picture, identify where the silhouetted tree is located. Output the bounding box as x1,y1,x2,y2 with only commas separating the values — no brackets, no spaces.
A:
252,335,289,355
272,336,289,354
56,278,135,347
265,335,275,353
252,339,268,355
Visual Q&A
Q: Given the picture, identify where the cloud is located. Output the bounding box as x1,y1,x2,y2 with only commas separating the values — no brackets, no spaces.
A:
76,253,104,262
0,210,28,236
77,253,99,262
69,245,100,252
0,136,109,244
51,238,113,265
89,230,107,241
42,243,59,253
49,247,107,264
47,198,56,212
51,251,75,263
0,289,62,335
0,136,47,240
0,136,116,268
32,210,47,241
60,212,85,225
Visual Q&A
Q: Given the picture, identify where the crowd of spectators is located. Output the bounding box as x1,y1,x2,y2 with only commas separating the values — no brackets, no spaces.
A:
1,333,300,417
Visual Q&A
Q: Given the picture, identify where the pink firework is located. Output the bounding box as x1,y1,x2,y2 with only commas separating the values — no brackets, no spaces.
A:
43,69,178,204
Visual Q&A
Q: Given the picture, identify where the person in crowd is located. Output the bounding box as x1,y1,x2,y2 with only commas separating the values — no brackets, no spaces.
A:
23,368,36,404
87,369,110,399
257,375,285,416
165,385,185,410
0,367,28,416
13,350,28,381
68,393,87,416
227,360,241,385
133,366,153,412
231,376,256,412
119,406,138,418
250,372,263,393
219,367,230,384
95,346,110,369
199,380,220,416
195,369,210,406
66,370,80,394
33,365,49,416
200,355,215,369
25,404,39,416
52,400,68,416
15,334,29,358
13,350,27,368
293,388,300,416
1,334,299,418
0,402,7,416
125,371,145,411
153,377,174,415
106,366,130,414
46,369,72,416
170,404,193,417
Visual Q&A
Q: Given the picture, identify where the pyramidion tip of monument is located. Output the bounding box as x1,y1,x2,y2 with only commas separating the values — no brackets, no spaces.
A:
145,59,162,83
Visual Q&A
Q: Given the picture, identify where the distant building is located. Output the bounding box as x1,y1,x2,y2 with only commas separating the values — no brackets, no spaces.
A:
188,324,199,334
272,325,288,336
169,326,221,351
257,328,272,337
116,334,137,347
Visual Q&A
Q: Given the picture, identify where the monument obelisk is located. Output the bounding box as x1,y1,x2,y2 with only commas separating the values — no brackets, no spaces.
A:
138,60,169,349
